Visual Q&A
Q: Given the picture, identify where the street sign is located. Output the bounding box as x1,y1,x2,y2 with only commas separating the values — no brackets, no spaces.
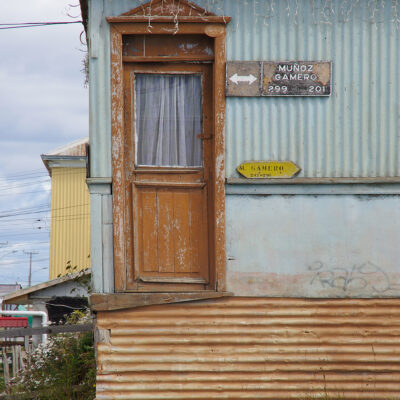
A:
226,61,260,97
229,73,257,85
226,61,332,97
237,161,301,179
262,61,331,96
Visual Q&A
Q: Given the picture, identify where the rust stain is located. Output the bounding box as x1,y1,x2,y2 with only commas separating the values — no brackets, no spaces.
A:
313,62,331,85
96,297,400,399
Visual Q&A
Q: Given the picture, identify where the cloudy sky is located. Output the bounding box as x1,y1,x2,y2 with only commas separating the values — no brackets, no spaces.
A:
0,0,88,286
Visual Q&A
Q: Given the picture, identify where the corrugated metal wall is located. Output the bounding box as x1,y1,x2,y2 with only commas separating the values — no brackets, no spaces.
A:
49,167,91,279
92,0,400,179
210,0,400,179
96,297,400,399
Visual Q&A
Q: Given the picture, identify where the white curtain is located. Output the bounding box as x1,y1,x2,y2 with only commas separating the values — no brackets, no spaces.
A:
136,74,203,167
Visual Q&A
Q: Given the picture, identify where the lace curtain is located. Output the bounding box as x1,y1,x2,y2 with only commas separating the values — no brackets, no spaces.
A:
135,74,203,167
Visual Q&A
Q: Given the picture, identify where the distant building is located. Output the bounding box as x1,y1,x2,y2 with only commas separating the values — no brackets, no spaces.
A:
0,284,21,310
2,139,91,325
41,138,91,279
0,284,22,298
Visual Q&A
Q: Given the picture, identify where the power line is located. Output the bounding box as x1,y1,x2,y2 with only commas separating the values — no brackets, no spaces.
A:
0,169,44,179
0,21,83,30
0,178,50,191
0,258,48,266
0,203,88,216
1,169,86,183
0,190,50,197
0,204,90,220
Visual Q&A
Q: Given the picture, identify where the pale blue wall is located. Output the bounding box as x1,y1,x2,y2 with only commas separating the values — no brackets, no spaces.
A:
87,0,400,296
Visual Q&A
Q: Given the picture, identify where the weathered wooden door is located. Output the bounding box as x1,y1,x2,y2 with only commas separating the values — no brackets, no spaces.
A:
124,63,213,290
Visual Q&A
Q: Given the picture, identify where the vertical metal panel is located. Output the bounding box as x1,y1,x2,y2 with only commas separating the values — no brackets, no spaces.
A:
96,297,400,399
91,0,400,179
88,0,112,178
49,168,91,279
218,0,400,179
90,192,104,292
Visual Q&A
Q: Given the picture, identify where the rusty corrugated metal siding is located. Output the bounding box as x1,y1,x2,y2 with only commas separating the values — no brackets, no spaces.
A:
96,297,400,399
49,167,90,279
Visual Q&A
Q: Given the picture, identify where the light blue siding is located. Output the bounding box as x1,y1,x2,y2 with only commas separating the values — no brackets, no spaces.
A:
89,0,400,180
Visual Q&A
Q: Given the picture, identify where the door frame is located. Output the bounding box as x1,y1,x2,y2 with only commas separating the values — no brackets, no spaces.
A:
126,63,212,291
108,19,228,292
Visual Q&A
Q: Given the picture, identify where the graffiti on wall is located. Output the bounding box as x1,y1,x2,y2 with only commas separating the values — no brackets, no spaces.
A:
308,261,400,294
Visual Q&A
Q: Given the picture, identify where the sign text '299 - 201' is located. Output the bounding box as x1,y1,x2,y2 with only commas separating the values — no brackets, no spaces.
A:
226,61,331,97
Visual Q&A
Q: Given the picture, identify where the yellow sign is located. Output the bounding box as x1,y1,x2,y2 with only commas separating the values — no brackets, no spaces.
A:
237,161,301,179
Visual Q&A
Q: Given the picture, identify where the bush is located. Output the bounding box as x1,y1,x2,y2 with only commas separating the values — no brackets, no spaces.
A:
5,310,95,400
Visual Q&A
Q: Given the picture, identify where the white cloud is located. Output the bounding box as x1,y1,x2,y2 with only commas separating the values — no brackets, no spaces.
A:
0,0,87,285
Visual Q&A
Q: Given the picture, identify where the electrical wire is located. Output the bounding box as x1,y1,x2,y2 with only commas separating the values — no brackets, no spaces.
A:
0,179,50,191
0,203,89,219
0,21,83,30
1,169,85,183
0,258,49,266
0,190,50,197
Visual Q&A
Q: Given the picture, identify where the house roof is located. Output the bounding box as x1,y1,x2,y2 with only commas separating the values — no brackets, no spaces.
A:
44,137,89,157
41,137,89,174
1,270,90,305
0,284,22,297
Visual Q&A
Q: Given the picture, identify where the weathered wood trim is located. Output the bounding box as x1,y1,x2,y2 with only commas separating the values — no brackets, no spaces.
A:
134,168,202,174
138,276,207,284
213,30,226,292
133,181,206,188
90,291,232,311
106,23,227,36
123,55,214,63
110,25,126,292
107,16,231,24
109,19,228,294
119,0,217,18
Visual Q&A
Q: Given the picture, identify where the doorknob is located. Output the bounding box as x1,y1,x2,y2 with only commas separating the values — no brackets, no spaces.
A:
197,133,212,140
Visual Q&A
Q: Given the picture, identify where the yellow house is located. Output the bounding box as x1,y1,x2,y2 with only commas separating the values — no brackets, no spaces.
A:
41,138,91,280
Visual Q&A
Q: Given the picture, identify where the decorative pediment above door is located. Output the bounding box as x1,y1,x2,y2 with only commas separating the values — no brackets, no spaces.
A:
121,0,216,18
106,0,230,24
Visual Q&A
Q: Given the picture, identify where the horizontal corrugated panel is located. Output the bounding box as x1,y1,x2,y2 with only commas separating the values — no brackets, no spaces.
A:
49,168,91,279
96,297,400,399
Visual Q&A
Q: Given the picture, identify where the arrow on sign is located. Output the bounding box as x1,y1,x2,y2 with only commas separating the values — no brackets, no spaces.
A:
229,73,257,85
237,161,301,179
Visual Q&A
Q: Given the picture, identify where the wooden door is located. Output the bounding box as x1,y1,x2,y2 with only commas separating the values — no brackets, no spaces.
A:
124,63,213,290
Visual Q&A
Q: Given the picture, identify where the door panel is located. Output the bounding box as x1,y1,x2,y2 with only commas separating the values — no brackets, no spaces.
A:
125,63,213,290
133,184,209,282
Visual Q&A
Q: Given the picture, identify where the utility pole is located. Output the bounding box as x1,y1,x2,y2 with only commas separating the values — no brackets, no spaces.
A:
23,251,39,287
